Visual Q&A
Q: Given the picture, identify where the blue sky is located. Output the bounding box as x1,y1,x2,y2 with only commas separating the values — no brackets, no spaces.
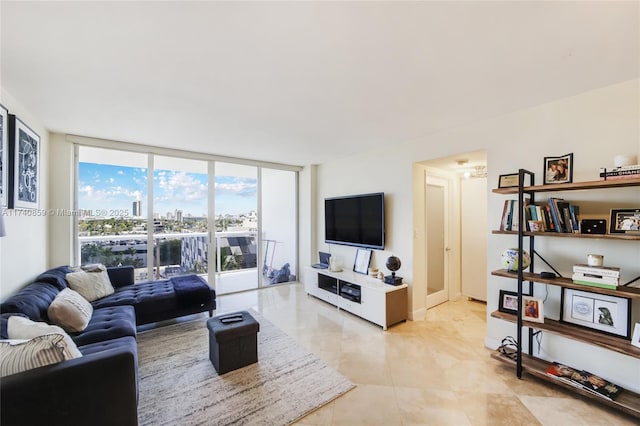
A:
78,163,257,217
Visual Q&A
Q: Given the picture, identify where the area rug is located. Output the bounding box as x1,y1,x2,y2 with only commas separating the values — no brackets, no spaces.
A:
136,311,355,425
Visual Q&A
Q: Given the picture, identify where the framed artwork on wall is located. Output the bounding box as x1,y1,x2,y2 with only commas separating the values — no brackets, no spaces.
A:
10,115,40,209
0,104,7,207
560,287,631,339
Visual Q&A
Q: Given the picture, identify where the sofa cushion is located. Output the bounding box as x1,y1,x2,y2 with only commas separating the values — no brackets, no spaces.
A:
35,265,73,291
71,306,136,347
92,279,176,319
0,282,60,322
66,267,115,302
48,288,93,333
7,316,82,359
0,313,27,339
0,334,79,377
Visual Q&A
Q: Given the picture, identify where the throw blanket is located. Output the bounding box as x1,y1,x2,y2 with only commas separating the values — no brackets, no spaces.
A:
171,275,212,306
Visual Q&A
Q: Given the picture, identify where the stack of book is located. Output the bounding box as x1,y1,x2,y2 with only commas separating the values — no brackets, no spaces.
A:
546,362,623,400
599,165,640,181
572,264,620,290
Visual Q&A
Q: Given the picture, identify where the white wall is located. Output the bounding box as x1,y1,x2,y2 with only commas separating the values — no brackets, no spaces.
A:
461,176,488,301
313,79,640,391
0,89,50,300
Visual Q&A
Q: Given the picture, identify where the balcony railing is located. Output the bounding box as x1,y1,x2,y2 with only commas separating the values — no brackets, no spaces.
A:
79,230,258,282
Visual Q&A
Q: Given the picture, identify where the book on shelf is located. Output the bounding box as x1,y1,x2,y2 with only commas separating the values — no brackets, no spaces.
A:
569,370,624,401
546,362,583,388
573,264,621,278
600,165,640,175
599,173,640,181
571,273,618,290
546,362,623,401
548,197,564,233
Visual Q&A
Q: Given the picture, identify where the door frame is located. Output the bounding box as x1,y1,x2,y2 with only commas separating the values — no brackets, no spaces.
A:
411,164,461,319
425,174,450,309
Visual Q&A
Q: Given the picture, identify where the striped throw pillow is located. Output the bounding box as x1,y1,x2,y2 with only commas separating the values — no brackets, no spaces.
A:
0,334,70,377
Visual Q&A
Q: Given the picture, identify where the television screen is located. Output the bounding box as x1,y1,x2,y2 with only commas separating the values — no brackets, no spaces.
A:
324,192,384,249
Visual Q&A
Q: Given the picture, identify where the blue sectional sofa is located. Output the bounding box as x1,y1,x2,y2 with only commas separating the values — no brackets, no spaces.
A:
0,265,216,426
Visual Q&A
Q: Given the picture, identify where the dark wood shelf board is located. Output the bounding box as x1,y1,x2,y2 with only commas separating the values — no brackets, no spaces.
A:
490,310,640,359
490,269,640,298
492,230,640,241
492,178,640,194
490,350,640,418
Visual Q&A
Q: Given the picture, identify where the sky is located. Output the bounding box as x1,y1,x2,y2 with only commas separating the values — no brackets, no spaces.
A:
78,163,257,217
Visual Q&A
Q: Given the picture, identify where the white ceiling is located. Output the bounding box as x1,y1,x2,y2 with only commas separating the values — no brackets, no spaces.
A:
1,1,638,167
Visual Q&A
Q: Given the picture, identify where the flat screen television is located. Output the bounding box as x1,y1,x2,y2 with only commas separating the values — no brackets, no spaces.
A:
324,192,385,249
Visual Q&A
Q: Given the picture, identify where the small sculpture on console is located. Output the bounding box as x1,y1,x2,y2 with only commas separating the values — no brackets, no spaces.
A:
384,256,403,285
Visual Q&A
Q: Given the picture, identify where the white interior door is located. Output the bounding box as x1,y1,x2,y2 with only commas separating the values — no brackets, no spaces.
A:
426,175,449,309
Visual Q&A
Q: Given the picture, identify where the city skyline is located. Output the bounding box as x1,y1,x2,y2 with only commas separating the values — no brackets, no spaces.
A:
78,162,257,217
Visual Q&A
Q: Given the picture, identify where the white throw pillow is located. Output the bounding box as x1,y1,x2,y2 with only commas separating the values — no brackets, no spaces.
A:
0,334,71,377
48,288,93,333
7,316,82,359
66,267,115,302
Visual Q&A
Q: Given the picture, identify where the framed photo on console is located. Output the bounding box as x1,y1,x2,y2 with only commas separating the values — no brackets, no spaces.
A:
560,287,631,339
353,248,372,275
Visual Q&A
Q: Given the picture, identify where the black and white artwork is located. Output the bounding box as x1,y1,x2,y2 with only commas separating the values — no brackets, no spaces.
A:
560,287,631,338
0,104,7,207
11,116,40,209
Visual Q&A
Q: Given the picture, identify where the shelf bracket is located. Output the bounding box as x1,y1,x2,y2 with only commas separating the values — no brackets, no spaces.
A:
533,249,563,278
621,275,640,287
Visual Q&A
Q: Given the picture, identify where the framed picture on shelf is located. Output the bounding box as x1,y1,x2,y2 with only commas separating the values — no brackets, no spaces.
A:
498,173,520,189
522,296,544,323
498,290,519,314
632,323,640,349
560,287,631,339
608,208,640,233
543,153,573,185
10,115,40,209
353,248,372,275
0,104,7,207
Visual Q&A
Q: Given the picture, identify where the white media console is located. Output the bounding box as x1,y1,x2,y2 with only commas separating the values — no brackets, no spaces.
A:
303,267,408,330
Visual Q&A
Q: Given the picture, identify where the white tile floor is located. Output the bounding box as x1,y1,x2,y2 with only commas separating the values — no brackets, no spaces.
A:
157,282,638,425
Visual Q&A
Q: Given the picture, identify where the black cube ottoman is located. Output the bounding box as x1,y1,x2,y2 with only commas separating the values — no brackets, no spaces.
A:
207,311,260,374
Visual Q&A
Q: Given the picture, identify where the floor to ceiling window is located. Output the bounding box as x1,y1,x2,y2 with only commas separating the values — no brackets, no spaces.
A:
77,146,149,282
214,162,258,294
152,156,209,280
75,143,298,294
261,168,297,286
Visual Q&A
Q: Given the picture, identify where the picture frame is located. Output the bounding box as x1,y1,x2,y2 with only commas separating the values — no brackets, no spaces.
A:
353,248,372,275
498,290,519,314
608,208,640,234
560,287,631,339
522,295,544,323
543,153,573,185
631,323,640,349
498,173,520,189
0,104,7,207
10,115,40,209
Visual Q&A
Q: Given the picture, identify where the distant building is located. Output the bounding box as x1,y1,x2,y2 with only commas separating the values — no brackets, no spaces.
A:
132,200,142,217
175,209,183,223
